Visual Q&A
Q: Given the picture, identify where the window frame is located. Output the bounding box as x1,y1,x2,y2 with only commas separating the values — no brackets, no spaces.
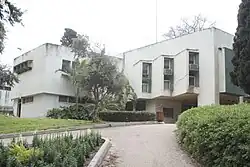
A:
189,54,196,64
22,96,34,104
142,83,149,93
164,58,171,69
189,75,196,86
164,80,170,90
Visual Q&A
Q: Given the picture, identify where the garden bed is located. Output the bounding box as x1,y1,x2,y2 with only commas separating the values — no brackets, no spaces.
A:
0,131,104,167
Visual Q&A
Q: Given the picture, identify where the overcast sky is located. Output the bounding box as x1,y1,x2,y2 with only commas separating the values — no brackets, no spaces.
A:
0,0,241,65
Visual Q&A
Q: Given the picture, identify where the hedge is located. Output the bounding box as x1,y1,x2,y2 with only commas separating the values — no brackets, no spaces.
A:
47,104,94,120
176,104,250,167
99,111,156,122
0,131,102,167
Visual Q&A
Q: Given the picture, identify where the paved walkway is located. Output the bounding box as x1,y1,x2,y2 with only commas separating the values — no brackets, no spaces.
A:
99,124,196,167
1,124,197,167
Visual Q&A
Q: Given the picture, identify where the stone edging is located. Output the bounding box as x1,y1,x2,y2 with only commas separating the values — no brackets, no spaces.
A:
0,121,159,139
88,137,112,167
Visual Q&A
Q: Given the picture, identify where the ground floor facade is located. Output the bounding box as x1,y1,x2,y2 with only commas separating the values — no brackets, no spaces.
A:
12,93,73,118
144,93,242,123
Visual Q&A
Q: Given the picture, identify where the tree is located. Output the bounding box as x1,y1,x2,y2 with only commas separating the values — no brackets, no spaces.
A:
80,55,129,120
60,28,77,47
230,0,250,94
0,64,18,86
60,28,90,58
163,14,215,39
0,1,23,87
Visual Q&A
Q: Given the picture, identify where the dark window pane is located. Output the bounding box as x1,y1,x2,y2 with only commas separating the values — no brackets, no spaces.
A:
59,96,68,102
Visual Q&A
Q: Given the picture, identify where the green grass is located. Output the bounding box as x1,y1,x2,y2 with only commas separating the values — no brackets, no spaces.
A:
0,114,93,134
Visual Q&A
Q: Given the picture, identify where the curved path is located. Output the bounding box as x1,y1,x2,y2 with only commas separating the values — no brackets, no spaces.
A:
100,124,196,167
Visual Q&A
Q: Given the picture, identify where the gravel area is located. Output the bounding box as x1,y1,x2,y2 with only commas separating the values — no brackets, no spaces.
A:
99,124,196,167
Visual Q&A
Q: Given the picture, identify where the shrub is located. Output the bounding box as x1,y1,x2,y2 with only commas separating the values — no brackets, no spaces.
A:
176,104,250,167
47,104,95,120
99,111,156,122
0,131,102,167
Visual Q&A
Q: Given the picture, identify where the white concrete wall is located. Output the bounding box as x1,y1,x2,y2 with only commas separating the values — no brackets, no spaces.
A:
43,44,75,96
13,93,72,118
124,28,217,106
213,28,234,93
173,50,189,96
152,56,164,98
11,44,47,99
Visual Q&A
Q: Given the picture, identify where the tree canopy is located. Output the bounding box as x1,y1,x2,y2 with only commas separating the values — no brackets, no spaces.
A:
0,1,23,87
230,0,250,94
60,28,136,120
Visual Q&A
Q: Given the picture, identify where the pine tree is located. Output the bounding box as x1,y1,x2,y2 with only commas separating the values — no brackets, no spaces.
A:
231,0,250,94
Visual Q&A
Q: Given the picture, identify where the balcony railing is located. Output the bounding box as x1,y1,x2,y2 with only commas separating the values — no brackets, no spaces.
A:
189,64,199,71
163,68,173,75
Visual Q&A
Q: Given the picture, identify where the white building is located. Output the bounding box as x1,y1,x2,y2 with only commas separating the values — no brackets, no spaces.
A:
11,43,122,118
122,27,245,123
11,28,245,121
11,44,78,117
0,86,12,112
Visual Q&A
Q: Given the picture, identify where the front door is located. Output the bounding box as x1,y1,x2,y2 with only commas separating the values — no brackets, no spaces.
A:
17,98,21,117
163,108,174,123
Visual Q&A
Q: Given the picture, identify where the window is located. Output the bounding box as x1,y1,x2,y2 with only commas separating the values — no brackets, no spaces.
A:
189,75,195,86
189,52,198,64
59,96,68,102
22,96,33,104
62,60,71,72
142,63,151,77
164,80,170,90
13,60,33,74
164,58,171,69
163,108,174,118
142,83,150,93
59,96,77,103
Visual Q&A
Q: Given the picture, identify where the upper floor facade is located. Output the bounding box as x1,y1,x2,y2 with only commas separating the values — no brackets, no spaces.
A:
122,28,245,106
11,43,123,100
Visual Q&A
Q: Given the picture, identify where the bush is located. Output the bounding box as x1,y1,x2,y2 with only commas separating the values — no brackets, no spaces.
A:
47,104,95,120
99,111,156,122
0,131,102,167
176,104,250,167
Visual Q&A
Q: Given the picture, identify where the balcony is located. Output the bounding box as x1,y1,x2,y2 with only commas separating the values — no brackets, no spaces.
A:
163,68,173,75
189,64,199,71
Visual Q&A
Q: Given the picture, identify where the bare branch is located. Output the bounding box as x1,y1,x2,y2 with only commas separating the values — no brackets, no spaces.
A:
162,14,216,40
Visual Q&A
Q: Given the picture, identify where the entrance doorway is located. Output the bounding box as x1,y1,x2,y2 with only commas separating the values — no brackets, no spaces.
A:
163,108,174,123
17,98,21,117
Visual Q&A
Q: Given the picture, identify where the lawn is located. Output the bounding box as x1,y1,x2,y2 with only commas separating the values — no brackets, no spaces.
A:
0,114,93,134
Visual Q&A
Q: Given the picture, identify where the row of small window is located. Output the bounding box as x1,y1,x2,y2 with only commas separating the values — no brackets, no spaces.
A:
163,52,198,69
21,96,79,104
142,75,197,93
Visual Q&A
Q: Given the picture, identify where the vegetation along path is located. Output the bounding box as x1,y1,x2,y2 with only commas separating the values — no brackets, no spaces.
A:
1,124,196,167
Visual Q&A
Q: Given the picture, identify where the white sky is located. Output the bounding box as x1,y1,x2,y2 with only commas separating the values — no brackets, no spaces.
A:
0,0,241,65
